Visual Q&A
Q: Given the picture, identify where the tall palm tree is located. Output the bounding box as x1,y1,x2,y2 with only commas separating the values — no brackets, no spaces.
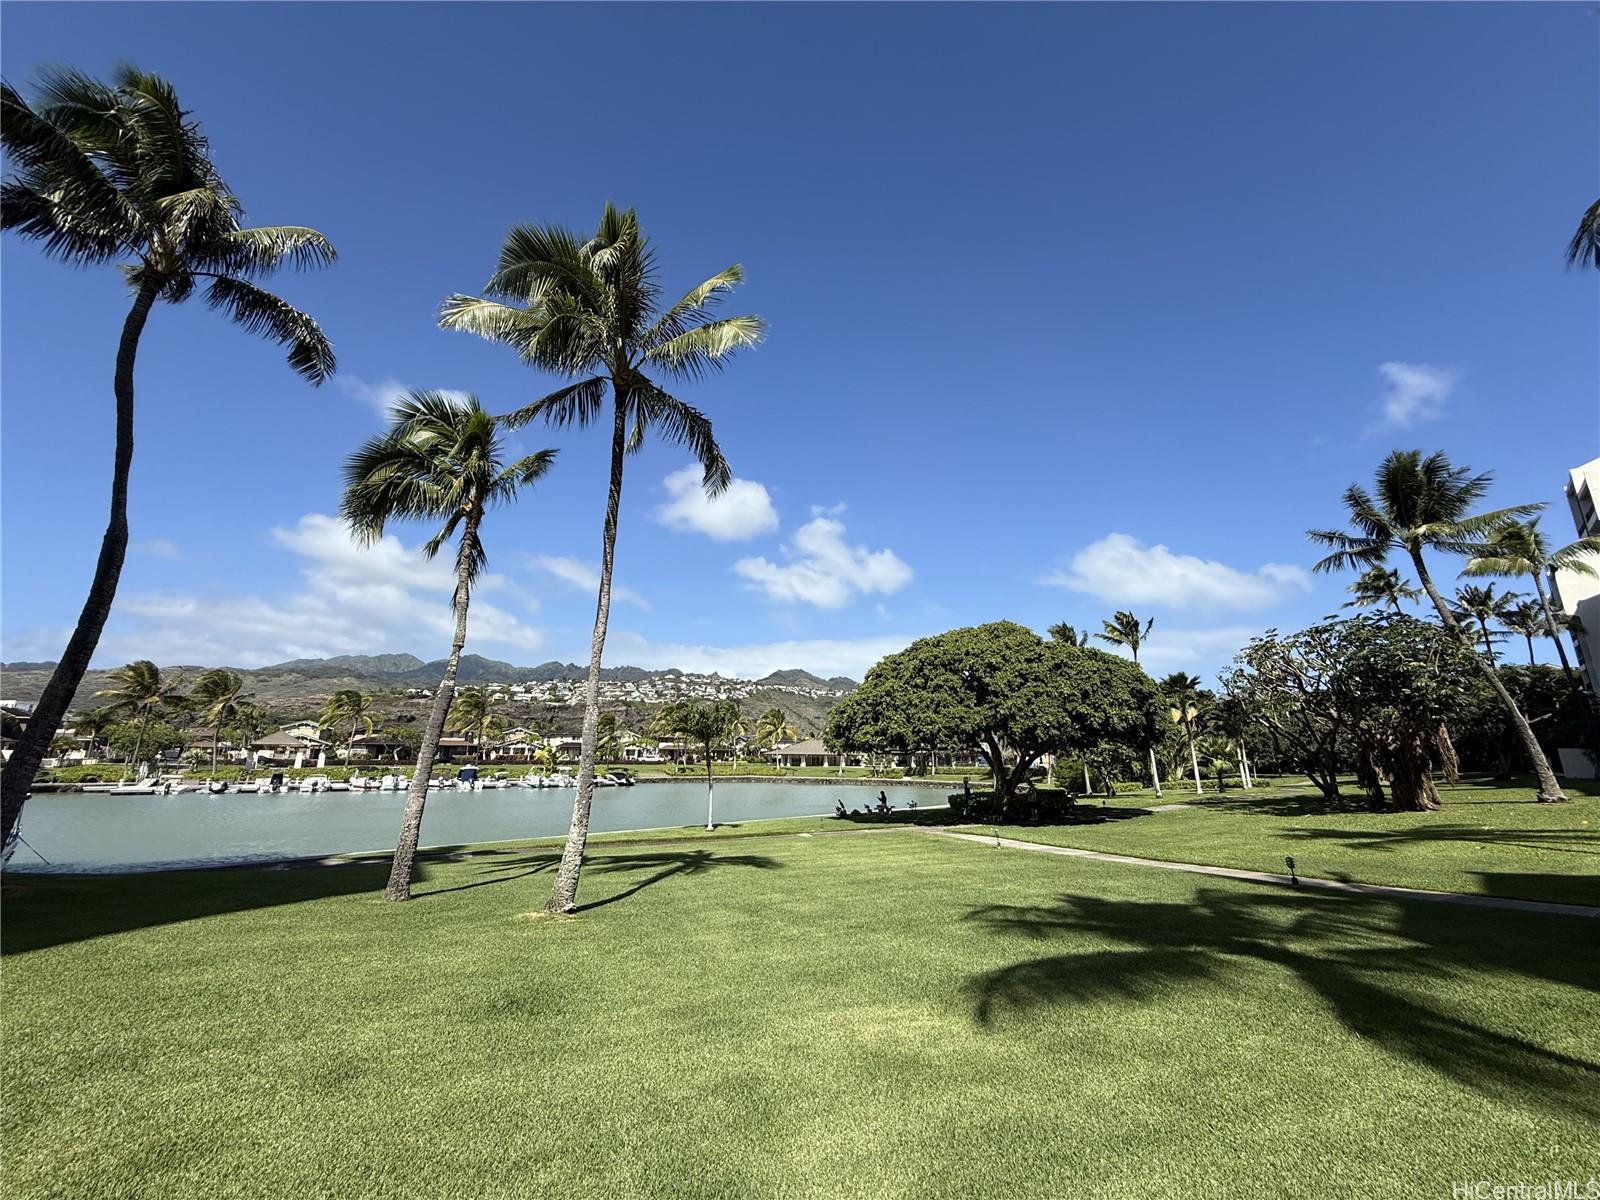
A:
1501,600,1549,667
190,669,246,778
1566,198,1600,269
448,688,508,758
1162,672,1206,795
1461,516,1600,678
1047,623,1090,647
594,712,622,764
94,660,185,779
1095,611,1163,795
441,204,764,914
1341,565,1422,611
1308,449,1566,802
0,67,336,844
319,689,376,764
71,706,119,762
1451,583,1520,664
227,702,272,767
754,706,798,754
656,700,742,831
341,391,556,902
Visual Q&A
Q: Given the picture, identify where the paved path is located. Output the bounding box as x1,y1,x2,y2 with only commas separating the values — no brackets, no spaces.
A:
929,830,1600,919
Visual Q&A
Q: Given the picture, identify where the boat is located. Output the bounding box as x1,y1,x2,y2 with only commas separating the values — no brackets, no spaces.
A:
109,778,160,795
379,774,400,791
299,774,332,794
205,780,230,795
160,775,201,795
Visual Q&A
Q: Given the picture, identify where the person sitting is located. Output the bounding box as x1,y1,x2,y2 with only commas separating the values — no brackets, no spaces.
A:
834,799,847,817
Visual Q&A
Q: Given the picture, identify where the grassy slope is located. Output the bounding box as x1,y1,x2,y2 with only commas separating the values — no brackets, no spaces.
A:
965,777,1600,907
5,831,1597,1199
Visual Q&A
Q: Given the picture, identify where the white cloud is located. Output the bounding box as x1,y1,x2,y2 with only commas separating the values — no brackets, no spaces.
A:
734,516,913,609
88,513,543,667
337,374,473,420
529,555,649,610
653,464,779,541
1042,533,1310,612
606,630,917,681
1375,362,1453,429
132,538,182,560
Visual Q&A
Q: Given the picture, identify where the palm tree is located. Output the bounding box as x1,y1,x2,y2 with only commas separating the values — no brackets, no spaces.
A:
71,706,119,762
1451,584,1521,664
0,68,336,844
1341,566,1422,610
1566,198,1600,269
341,391,556,902
441,205,764,914
190,669,246,778
94,660,185,779
753,707,798,755
1047,623,1090,647
1461,516,1600,678
656,700,742,830
1308,449,1565,802
449,688,508,758
594,713,622,765
1095,612,1163,797
1162,672,1206,795
227,703,272,768
318,689,377,765
1501,600,1549,667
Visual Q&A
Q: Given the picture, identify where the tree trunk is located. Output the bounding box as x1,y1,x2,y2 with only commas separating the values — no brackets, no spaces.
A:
1185,724,1204,794
1387,727,1441,812
1523,633,1535,667
384,508,479,902
131,708,152,780
1354,742,1387,807
1148,747,1163,797
1435,722,1460,786
704,739,715,830
1530,572,1574,676
1411,549,1567,802
211,723,221,779
1,278,160,842
545,394,628,913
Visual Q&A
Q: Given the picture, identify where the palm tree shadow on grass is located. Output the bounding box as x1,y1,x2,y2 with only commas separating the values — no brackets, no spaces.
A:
961,889,1600,1119
410,848,780,912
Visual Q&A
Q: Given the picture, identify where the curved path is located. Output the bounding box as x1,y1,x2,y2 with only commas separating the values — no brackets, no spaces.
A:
927,829,1600,919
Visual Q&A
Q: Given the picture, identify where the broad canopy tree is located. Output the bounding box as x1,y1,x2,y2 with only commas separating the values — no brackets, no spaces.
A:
824,622,1164,808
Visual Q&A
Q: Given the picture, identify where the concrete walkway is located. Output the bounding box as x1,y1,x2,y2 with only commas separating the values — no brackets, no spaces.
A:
929,830,1600,919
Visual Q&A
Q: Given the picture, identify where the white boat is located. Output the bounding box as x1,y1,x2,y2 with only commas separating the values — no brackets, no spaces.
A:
328,780,350,792
379,774,400,791
160,775,202,794
205,780,230,795
299,774,332,794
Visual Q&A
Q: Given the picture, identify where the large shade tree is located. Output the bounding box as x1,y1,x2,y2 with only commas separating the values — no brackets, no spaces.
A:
0,67,336,845
440,204,764,914
341,392,556,902
824,622,1164,811
1308,450,1566,802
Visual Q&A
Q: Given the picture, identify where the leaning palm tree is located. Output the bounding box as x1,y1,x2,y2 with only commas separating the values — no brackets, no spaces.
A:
190,669,246,778
1341,565,1422,611
341,391,556,902
1308,449,1566,802
448,688,508,758
1095,611,1163,796
1162,672,1206,795
1566,198,1600,269
0,67,336,845
1451,583,1521,664
318,689,376,764
1047,623,1091,647
1501,600,1549,667
94,660,185,779
441,204,764,914
1461,516,1600,678
754,706,798,753
227,702,273,768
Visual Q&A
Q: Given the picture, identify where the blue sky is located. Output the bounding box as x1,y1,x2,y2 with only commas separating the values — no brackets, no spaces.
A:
2,3,1596,682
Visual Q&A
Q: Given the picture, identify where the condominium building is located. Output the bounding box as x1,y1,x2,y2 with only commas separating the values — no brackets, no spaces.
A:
1551,457,1600,700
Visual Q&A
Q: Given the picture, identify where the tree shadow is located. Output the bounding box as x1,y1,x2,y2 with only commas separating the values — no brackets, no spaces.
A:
961,889,1600,1118
1282,824,1600,858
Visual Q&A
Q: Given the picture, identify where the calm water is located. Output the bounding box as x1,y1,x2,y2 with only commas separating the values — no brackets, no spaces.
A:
7,782,942,873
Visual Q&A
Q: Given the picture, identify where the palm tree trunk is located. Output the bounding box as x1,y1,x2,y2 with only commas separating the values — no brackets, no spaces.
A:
1186,723,1203,794
385,508,479,902
211,723,221,779
545,395,628,914
1524,633,1535,667
132,707,152,779
1148,747,1163,797
705,738,715,830
1,277,160,843
1410,549,1567,802
1530,573,1575,677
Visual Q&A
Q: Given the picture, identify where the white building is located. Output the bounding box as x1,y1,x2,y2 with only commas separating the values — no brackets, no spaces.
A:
1551,456,1600,779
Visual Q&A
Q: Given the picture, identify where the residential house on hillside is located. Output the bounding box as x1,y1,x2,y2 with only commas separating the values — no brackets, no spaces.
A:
251,729,328,767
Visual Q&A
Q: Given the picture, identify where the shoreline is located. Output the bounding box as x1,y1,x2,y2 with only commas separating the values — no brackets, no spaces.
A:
31,774,973,794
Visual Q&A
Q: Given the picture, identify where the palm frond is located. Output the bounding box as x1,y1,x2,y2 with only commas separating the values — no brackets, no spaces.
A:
204,275,335,383
501,376,607,431
199,225,337,275
633,381,730,495
1565,197,1600,270
642,264,744,349
641,314,766,380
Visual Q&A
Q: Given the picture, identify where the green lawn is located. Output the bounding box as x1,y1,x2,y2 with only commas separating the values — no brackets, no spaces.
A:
5,826,1597,1198
965,776,1600,907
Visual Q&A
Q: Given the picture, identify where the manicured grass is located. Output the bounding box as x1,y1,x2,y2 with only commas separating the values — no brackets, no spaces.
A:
969,776,1600,907
5,828,1596,1198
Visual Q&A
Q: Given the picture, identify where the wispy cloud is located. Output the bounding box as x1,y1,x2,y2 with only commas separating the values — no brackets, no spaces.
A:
653,464,779,541
131,538,182,561
529,554,649,610
337,374,473,420
734,515,912,609
1042,533,1310,612
1374,362,1454,430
